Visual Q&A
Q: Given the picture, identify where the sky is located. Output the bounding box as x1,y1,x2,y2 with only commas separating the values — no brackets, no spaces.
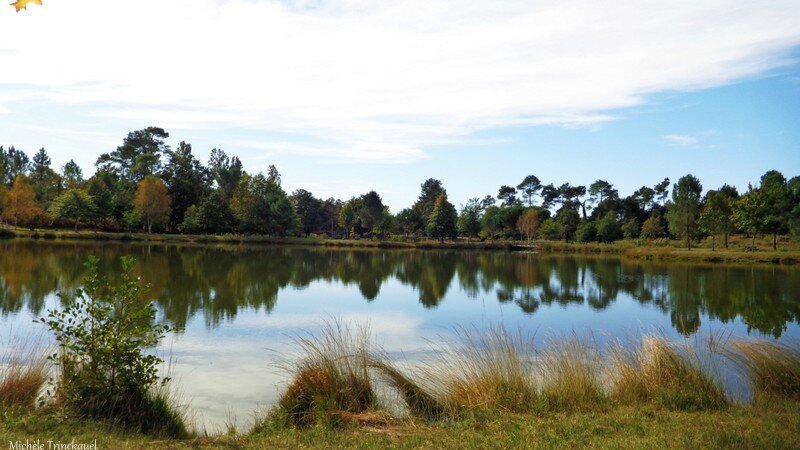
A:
0,0,799,211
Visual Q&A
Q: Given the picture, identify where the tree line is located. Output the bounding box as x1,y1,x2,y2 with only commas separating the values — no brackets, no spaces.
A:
1,127,798,249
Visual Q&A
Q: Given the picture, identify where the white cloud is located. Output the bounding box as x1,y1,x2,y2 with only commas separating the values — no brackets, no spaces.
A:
1,0,799,162
663,134,699,146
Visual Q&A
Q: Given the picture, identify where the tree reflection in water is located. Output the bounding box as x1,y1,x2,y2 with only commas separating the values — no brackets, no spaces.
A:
1,240,798,338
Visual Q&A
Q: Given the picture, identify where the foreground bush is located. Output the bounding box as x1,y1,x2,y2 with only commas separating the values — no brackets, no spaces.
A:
40,256,187,438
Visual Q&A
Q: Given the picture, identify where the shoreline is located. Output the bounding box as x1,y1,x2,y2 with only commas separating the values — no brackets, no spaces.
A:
2,226,799,266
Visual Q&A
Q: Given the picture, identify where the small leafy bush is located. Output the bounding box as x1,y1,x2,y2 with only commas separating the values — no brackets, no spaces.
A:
40,256,187,438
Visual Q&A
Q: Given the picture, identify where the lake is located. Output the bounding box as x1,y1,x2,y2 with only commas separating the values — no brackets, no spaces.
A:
1,239,798,432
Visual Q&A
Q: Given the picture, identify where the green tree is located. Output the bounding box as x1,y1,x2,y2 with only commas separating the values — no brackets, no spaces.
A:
49,189,97,230
359,191,386,236
208,148,243,201
539,218,563,240
733,189,763,248
758,170,790,250
498,185,520,207
96,127,169,183
161,141,210,230
621,218,640,239
62,160,84,190
555,205,580,241
667,174,703,250
230,171,298,236
179,191,236,234
426,193,457,242
641,215,666,239
397,208,421,239
291,189,326,235
575,220,597,243
654,177,671,206
516,175,541,207
30,148,62,206
698,190,734,250
596,211,621,243
412,178,445,229
588,180,618,211
457,199,483,241
0,146,29,185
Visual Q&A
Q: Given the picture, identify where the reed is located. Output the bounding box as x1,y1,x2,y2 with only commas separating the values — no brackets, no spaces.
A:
275,320,377,428
539,336,607,411
728,340,800,401
609,335,727,411
0,334,48,410
417,325,540,414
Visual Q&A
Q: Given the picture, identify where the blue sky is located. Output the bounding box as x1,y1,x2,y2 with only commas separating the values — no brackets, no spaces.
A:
0,0,799,211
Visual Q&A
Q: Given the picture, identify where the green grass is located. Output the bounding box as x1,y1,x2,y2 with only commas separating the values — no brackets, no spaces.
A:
3,403,800,449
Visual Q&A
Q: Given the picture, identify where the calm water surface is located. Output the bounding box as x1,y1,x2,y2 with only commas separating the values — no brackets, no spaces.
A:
1,240,798,431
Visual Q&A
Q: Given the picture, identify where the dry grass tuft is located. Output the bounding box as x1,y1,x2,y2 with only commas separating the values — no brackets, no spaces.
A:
276,320,377,428
609,335,727,411
729,340,800,401
0,334,48,410
419,325,540,414
540,336,606,411
369,359,445,420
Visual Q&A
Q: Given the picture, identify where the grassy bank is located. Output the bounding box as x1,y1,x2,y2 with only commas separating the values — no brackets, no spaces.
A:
3,403,799,449
3,225,800,265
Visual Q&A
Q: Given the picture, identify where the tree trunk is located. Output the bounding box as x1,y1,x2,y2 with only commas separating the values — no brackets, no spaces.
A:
724,233,728,249
148,222,152,234
686,224,691,250
711,235,716,251
752,234,756,248
773,233,777,251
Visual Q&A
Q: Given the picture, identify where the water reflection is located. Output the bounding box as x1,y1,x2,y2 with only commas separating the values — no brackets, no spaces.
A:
1,240,799,338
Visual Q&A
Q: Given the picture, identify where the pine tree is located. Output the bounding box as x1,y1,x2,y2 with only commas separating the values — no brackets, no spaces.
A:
426,193,457,242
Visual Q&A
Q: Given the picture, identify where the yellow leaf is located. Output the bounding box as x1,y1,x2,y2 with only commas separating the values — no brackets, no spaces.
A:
10,0,42,12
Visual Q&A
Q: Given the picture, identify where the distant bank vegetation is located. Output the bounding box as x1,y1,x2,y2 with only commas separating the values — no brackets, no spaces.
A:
1,127,798,250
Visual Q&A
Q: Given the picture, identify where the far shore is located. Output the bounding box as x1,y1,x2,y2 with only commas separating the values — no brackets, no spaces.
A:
1,225,799,266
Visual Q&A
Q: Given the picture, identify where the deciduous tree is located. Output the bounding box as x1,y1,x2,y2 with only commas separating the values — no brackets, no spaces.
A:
134,175,171,233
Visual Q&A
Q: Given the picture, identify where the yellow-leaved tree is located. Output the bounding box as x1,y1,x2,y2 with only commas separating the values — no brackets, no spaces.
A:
134,175,171,233
1,175,44,228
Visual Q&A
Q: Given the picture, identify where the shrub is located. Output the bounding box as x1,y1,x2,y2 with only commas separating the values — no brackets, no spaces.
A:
40,256,187,438
539,219,563,241
575,221,597,243
621,218,641,239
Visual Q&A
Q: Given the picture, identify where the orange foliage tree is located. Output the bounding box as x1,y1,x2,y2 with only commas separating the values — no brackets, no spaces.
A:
1,175,44,228
134,175,171,233
516,209,540,241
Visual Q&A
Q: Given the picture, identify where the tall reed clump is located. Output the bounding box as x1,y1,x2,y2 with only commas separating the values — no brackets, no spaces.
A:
609,335,727,411
540,336,607,412
0,335,48,410
729,340,800,401
419,325,540,415
274,320,378,428
39,256,188,438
